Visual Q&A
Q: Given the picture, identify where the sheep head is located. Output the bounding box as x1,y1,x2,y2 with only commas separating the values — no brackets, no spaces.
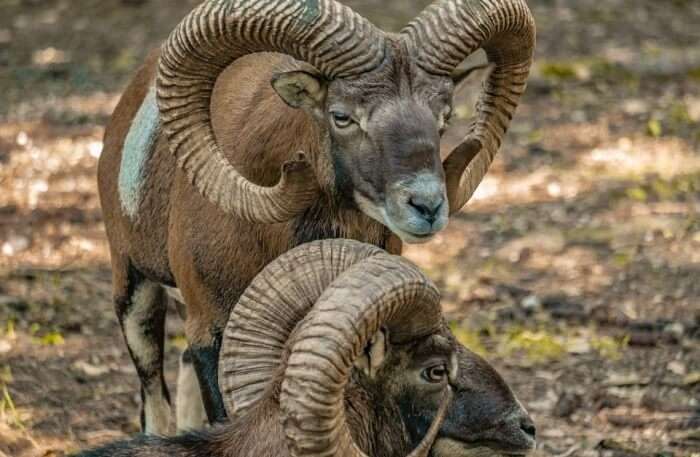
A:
367,332,536,457
156,0,535,238
272,56,452,243
219,239,535,457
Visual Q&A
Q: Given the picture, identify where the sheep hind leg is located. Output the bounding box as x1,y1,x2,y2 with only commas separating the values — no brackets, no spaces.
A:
176,347,207,432
115,274,172,435
167,292,208,432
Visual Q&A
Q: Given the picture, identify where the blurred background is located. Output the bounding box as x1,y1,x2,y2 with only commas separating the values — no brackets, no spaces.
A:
0,0,699,455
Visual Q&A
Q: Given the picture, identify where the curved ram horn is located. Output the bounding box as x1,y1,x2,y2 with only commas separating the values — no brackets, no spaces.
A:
158,0,386,223
280,254,449,457
402,0,536,214
218,239,385,417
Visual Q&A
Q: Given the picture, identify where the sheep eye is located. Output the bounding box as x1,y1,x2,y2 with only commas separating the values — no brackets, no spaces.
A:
331,111,353,128
423,364,448,383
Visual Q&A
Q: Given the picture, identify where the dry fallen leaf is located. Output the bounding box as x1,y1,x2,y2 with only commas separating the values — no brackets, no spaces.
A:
683,371,700,386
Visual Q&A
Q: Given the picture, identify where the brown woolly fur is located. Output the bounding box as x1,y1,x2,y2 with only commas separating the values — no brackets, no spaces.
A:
99,0,535,438
77,240,535,457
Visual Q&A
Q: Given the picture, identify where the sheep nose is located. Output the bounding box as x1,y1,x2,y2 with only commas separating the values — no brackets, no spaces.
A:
408,195,444,224
519,416,536,439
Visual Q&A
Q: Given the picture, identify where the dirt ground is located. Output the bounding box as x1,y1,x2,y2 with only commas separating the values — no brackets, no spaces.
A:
1,0,699,456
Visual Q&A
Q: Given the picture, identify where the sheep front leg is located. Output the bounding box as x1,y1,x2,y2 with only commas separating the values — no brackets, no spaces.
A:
183,333,227,423
171,250,231,424
179,291,228,424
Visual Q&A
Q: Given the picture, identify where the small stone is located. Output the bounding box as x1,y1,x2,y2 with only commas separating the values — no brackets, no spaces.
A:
521,294,542,312
88,141,102,158
621,99,649,115
683,372,700,386
667,360,686,376
547,181,562,197
603,373,650,387
32,47,69,67
566,337,591,354
16,131,28,146
72,360,110,378
1,235,30,256
663,322,685,340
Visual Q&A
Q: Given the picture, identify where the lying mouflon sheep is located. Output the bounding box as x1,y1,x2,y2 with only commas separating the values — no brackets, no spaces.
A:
78,239,536,457
99,0,535,432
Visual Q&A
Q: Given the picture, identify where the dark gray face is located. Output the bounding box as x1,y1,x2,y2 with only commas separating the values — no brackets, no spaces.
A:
430,343,537,457
374,332,536,457
272,44,455,244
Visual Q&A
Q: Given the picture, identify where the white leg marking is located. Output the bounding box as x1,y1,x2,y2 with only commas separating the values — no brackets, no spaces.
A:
144,384,173,436
123,282,172,436
176,350,207,433
123,282,160,368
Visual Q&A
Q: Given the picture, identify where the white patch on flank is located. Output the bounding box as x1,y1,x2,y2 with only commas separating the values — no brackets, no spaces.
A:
118,85,160,218
176,351,207,433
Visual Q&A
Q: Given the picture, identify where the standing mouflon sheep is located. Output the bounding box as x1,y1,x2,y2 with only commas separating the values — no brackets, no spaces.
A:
99,0,535,433
78,240,536,457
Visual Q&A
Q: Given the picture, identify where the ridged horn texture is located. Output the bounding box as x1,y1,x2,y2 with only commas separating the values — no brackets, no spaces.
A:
157,0,386,223
402,0,536,215
219,239,385,417
280,254,444,457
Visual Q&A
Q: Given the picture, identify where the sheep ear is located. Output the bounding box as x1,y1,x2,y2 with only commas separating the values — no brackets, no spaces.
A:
272,71,326,110
355,328,389,379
